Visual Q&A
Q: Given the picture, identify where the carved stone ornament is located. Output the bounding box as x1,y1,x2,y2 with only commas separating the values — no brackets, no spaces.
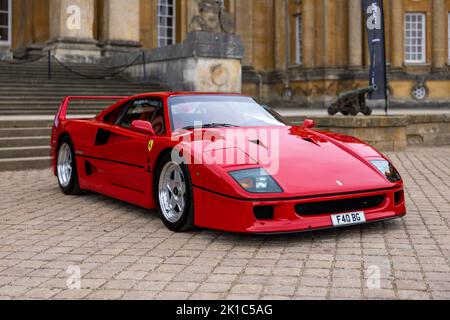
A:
189,0,234,34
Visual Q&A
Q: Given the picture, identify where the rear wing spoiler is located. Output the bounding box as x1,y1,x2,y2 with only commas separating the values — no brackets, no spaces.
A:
54,96,126,127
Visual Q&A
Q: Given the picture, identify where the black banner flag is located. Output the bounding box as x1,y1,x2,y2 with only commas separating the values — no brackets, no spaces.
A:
362,0,388,102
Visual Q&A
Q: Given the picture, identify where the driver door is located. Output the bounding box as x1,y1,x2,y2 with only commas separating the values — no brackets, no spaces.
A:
93,97,165,193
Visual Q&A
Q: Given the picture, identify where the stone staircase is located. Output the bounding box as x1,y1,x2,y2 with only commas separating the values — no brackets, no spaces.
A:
0,118,53,171
0,59,164,115
0,58,166,171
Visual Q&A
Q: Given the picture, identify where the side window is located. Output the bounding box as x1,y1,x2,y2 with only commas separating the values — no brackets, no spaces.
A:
103,102,130,125
120,99,166,135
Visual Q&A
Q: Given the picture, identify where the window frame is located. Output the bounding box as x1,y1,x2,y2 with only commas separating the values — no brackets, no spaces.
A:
157,0,176,48
295,14,302,65
404,12,426,64
0,0,11,46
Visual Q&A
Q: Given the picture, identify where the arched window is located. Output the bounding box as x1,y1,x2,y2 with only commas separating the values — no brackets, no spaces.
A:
157,0,176,47
0,0,11,46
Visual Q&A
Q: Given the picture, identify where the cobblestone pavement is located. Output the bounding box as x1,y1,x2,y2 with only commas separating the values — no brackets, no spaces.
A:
0,146,449,300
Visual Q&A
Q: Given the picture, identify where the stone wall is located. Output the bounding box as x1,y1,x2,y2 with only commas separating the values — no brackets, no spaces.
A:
286,114,450,152
406,114,450,146
114,32,244,93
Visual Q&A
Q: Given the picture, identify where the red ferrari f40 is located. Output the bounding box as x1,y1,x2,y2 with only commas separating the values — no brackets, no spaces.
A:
51,93,406,233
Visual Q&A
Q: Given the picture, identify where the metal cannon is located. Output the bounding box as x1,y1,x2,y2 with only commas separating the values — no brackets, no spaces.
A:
328,85,377,116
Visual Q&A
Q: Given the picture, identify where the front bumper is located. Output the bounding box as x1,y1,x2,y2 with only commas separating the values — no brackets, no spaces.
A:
193,186,406,234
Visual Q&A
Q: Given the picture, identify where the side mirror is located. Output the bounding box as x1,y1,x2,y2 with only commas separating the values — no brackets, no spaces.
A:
303,119,316,129
131,120,155,136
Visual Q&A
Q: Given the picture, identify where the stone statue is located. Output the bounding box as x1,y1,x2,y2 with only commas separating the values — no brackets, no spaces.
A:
189,0,234,34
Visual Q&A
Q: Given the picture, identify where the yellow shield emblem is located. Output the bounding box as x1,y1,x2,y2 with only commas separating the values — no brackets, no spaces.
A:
148,140,155,152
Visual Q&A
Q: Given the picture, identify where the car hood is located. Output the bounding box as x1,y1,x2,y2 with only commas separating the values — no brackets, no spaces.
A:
178,126,392,197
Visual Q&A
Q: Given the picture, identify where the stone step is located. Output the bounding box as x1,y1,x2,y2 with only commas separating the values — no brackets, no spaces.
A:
0,111,97,115
0,120,53,128
0,94,143,100
0,67,122,72
0,84,158,89
0,146,50,159
0,72,126,78
0,100,120,105
0,156,51,171
0,85,158,90
0,127,52,138
0,136,50,148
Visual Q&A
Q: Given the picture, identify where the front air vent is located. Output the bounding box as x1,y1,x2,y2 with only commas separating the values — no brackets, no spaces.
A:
254,206,274,220
295,195,385,216
394,191,404,206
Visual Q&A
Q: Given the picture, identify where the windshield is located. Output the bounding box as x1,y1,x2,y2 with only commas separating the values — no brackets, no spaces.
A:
168,95,289,131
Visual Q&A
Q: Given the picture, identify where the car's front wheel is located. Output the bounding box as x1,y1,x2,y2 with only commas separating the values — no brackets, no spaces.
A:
57,136,82,195
155,153,194,232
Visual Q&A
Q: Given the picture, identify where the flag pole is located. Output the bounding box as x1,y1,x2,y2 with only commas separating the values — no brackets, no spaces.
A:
362,0,388,115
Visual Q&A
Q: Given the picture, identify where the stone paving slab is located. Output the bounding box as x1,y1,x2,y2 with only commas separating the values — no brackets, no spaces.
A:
0,146,449,300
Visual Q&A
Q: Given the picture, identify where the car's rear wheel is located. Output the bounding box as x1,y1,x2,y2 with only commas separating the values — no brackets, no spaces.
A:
57,136,82,195
155,153,194,232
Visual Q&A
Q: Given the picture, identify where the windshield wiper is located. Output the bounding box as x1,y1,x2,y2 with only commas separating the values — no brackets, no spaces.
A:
182,123,239,130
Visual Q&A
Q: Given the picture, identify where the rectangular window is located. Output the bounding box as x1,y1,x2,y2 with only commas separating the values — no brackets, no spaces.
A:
405,13,426,64
295,15,302,65
0,0,11,45
157,0,176,47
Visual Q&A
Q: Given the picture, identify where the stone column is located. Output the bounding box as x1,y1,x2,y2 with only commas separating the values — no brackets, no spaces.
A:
101,0,141,56
323,0,336,67
432,0,446,71
46,0,100,62
274,0,287,70
348,0,362,69
390,0,403,69
302,0,315,68
235,0,253,66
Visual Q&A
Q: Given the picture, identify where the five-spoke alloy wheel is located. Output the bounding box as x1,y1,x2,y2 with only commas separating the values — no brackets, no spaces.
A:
155,153,194,231
57,136,82,195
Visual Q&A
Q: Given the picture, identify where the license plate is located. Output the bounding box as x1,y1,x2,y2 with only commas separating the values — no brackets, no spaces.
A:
331,211,366,227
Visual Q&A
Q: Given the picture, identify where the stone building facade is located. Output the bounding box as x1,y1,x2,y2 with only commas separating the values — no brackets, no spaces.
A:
1,0,450,108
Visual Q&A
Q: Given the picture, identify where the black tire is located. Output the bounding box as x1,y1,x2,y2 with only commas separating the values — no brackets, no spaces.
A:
155,153,195,232
56,136,83,195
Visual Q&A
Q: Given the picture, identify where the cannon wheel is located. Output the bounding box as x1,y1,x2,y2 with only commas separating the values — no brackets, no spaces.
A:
328,105,338,116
